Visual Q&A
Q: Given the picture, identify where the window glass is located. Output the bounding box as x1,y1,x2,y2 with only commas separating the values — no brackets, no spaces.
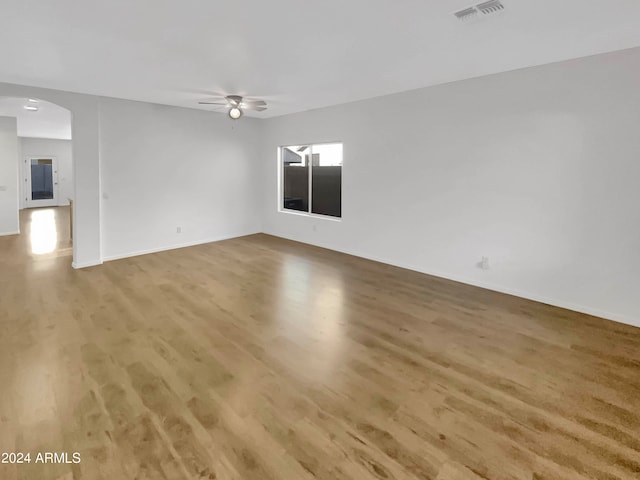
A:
281,143,342,218
311,143,342,217
282,146,309,212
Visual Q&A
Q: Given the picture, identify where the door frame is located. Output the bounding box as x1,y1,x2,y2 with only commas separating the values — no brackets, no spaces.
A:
23,155,59,208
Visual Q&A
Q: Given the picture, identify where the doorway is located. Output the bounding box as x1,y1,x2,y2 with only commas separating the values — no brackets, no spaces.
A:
0,96,74,262
25,156,59,208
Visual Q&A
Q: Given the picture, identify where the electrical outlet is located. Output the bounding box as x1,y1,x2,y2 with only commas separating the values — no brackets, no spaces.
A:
312,224,317,232
176,226,182,234
478,256,490,270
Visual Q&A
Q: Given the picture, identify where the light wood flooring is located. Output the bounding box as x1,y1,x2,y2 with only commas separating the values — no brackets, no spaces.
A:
0,207,639,479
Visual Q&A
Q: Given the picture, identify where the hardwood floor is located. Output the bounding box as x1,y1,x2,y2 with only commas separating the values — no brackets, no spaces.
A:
0,206,72,266
1,212,639,479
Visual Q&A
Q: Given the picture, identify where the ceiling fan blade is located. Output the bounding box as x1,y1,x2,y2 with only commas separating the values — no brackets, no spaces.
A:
199,102,228,105
243,105,267,112
241,100,267,107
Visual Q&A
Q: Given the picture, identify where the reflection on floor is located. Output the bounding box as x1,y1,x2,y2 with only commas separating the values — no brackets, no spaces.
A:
0,206,72,266
25,206,72,257
29,209,59,254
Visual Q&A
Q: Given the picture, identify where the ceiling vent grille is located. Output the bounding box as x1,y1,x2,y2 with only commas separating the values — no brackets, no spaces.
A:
454,7,479,21
454,1,505,21
477,0,504,15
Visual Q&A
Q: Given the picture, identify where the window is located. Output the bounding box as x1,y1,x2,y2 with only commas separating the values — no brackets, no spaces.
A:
280,143,342,218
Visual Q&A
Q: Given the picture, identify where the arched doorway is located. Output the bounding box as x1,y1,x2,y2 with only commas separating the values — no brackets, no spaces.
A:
0,96,74,263
0,82,102,268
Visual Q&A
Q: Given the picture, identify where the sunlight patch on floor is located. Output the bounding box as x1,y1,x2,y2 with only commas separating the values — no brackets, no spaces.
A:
30,209,58,255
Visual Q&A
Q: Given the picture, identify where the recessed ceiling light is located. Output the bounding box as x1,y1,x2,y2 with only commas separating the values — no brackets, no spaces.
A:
27,98,39,103
24,105,38,111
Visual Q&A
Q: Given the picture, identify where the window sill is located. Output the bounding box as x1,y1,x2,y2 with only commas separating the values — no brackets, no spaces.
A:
278,209,342,222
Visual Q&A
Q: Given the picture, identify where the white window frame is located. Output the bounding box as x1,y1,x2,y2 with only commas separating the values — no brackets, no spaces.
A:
278,142,343,221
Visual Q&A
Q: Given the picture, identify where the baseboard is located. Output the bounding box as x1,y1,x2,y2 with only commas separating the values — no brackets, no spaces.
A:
434,274,639,329
263,232,639,330
72,260,103,269
102,231,260,262
0,230,20,237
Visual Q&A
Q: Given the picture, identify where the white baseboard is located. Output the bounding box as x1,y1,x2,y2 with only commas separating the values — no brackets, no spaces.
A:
102,231,260,262
0,230,20,237
264,232,640,330
72,260,103,269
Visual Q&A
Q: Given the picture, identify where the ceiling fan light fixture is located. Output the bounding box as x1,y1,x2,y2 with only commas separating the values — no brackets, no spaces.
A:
228,106,243,120
199,94,265,119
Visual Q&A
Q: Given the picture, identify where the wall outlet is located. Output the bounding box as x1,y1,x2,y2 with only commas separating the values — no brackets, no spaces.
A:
312,224,317,232
176,226,182,234
478,256,490,270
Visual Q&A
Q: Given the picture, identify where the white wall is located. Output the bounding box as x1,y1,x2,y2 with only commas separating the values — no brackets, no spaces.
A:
100,98,263,260
262,47,640,327
19,137,73,208
0,117,19,235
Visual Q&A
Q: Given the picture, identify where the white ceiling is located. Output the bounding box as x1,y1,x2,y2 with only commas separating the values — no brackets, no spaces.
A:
0,97,71,139
1,0,639,118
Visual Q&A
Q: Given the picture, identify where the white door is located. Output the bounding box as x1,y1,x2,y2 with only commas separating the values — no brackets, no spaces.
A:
25,156,59,208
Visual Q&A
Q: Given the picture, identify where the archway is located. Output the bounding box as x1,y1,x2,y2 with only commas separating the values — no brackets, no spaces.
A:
0,82,102,268
0,96,74,262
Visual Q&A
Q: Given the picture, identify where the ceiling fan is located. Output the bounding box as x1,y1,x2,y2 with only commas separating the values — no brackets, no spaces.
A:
198,95,267,120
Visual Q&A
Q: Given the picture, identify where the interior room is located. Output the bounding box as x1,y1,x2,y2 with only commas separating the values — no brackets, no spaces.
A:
0,1,639,479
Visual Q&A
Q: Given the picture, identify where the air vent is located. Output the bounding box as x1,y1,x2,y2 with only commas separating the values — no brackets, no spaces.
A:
454,7,479,21
454,1,505,21
476,0,504,15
